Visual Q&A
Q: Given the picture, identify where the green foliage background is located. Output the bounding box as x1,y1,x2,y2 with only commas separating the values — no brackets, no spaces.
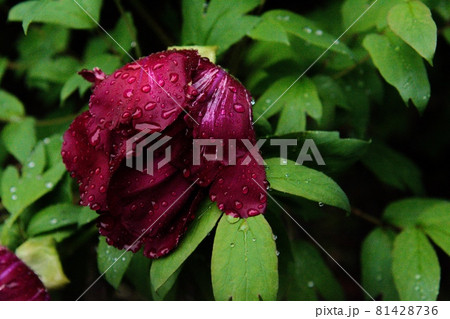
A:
0,0,449,301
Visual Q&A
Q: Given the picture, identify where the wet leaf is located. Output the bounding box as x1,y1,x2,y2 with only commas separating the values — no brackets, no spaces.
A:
8,0,103,34
151,200,222,292
363,33,430,112
392,227,440,301
388,1,437,64
97,236,133,289
361,228,399,300
211,214,278,300
0,90,25,123
266,158,350,211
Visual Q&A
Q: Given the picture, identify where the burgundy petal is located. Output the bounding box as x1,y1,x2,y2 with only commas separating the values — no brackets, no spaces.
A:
209,154,267,218
61,111,129,210
0,246,50,301
88,50,200,132
187,58,256,144
101,159,199,258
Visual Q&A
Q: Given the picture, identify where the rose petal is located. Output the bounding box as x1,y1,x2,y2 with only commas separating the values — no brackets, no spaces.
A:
88,50,200,132
209,154,267,218
0,246,49,301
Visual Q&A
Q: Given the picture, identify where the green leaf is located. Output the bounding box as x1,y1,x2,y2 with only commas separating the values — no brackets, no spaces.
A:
262,10,353,56
126,252,152,299
17,24,70,65
265,158,350,211
417,201,450,256
181,0,261,54
27,203,92,236
110,12,138,56
151,200,222,291
254,77,322,133
211,214,278,300
361,228,399,300
342,0,403,33
363,33,430,112
1,159,66,226
392,227,440,301
1,118,36,164
0,57,7,84
264,131,370,173
151,267,181,301
388,1,437,64
287,241,344,300
28,56,79,84
383,198,446,228
362,141,424,194
247,18,289,44
0,90,25,122
97,236,133,289
16,237,70,289
8,0,103,34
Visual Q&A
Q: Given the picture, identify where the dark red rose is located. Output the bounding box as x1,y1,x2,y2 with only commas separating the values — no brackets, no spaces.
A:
61,50,267,258
0,246,50,301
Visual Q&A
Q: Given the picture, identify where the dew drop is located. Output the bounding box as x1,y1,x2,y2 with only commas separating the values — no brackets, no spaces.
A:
233,103,245,113
88,195,95,202
276,250,280,256
169,73,179,83
415,274,421,280
273,234,278,241
158,80,165,87
45,182,53,189
123,89,133,98
127,76,136,84
162,108,177,119
50,218,58,225
43,137,51,144
141,85,151,93
132,108,143,119
144,101,157,110
247,208,259,216
122,112,131,119
307,281,314,288
242,186,249,194
304,27,312,33
89,128,101,146
28,161,35,168
318,202,324,207
11,194,18,201
99,185,106,193
234,200,243,209
153,63,163,70
315,30,323,36
10,187,16,193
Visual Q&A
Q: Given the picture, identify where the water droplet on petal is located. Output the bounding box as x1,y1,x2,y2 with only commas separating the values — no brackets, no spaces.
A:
169,73,179,83
89,128,101,146
242,186,249,194
144,101,156,110
122,112,131,119
123,89,133,98
247,208,259,216
153,63,163,70
234,200,243,209
127,76,136,84
132,108,143,119
233,103,245,113
88,195,95,202
141,85,151,93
